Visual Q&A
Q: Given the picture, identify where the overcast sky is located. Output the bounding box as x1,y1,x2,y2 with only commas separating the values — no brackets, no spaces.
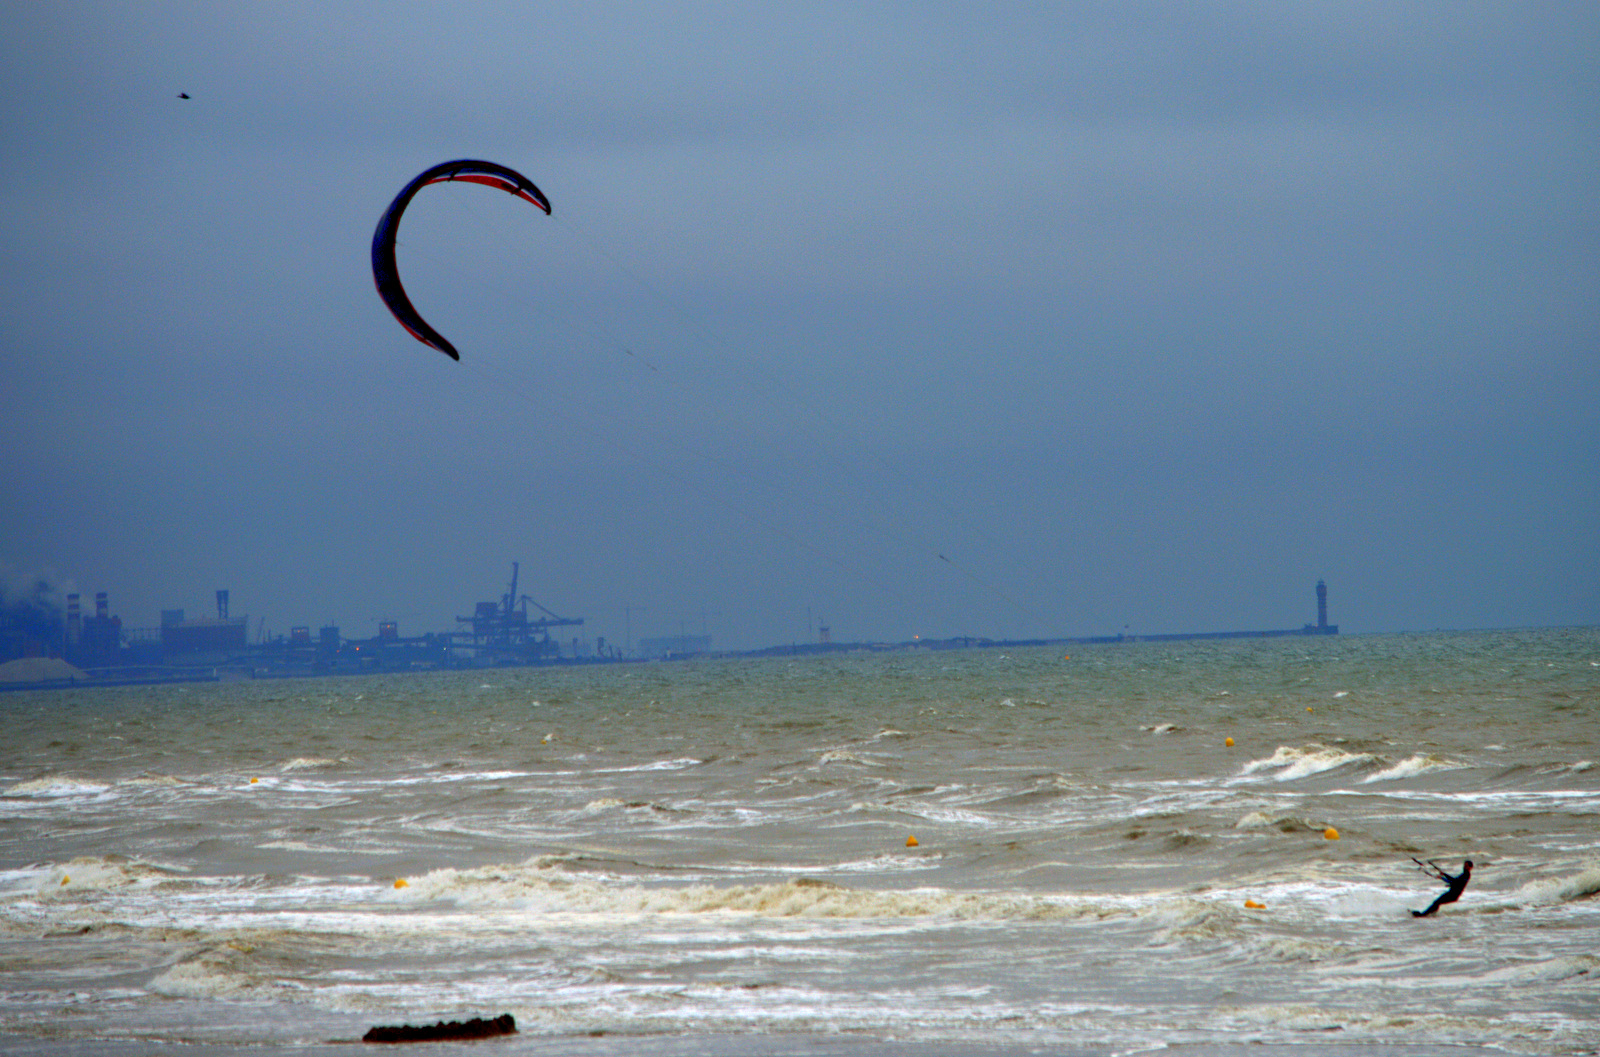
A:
2,2,1596,651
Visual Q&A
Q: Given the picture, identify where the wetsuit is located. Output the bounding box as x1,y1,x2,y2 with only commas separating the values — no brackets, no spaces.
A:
1412,860,1472,917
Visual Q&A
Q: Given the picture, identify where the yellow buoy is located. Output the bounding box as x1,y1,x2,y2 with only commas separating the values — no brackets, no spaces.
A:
1244,899,1265,909
1224,737,1234,747
1323,827,1340,840
250,777,259,784
906,835,919,847
393,878,409,889
60,875,70,886
1307,707,1314,713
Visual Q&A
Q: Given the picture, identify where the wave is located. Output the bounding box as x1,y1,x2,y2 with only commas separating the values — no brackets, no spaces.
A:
1237,745,1374,782
119,773,185,787
593,758,705,773
579,797,684,815
3,775,111,798
391,861,1126,923
278,757,342,772
1481,953,1600,984
1511,865,1600,906
817,748,875,766
147,929,352,1004
1234,810,1317,833
2,854,187,896
1360,753,1466,783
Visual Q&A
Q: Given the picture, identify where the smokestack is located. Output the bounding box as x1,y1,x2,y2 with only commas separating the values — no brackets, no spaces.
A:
217,590,229,620
95,591,108,619
1316,580,1328,630
67,593,81,644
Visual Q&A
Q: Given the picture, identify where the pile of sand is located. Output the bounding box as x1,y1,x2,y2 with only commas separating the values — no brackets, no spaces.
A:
0,657,88,683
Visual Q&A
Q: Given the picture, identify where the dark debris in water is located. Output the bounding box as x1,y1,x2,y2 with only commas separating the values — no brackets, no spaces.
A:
363,1013,516,1044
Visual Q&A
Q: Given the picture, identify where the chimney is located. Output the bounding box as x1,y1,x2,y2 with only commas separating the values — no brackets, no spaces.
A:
217,590,229,620
67,593,81,644
1316,580,1328,630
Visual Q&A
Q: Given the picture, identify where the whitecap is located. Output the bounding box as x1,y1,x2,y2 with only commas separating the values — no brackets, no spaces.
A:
4,775,111,798
1482,953,1600,983
1238,745,1373,782
1361,754,1465,783
593,758,702,773
278,757,339,772
1512,865,1600,906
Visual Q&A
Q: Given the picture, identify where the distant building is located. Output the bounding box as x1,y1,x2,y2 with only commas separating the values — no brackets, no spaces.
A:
160,592,247,655
161,617,247,655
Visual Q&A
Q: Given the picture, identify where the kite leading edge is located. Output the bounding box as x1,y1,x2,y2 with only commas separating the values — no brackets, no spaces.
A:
371,159,551,361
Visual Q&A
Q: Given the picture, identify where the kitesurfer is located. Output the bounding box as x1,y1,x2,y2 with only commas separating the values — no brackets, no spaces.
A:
1411,858,1471,917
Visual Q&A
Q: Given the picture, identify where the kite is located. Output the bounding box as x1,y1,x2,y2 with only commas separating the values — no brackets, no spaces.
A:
371,159,551,361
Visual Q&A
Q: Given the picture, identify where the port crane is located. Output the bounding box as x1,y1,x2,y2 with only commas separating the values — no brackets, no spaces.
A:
449,562,583,664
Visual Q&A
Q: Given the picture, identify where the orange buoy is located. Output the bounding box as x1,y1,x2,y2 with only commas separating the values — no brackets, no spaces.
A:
394,878,409,889
1224,737,1234,747
1244,899,1265,909
1323,827,1340,840
906,835,919,847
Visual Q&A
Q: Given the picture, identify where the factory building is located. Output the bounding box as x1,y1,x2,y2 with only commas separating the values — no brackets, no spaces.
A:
160,590,248,656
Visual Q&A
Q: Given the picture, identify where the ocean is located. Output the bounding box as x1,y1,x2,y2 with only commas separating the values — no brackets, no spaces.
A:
1,628,1596,1056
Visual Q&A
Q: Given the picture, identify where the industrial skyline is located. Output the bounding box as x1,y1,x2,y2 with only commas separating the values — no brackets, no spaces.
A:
5,574,1350,687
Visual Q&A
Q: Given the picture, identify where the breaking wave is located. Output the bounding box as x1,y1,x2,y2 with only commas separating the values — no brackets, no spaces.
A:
4,775,110,798
392,861,1123,923
1238,745,1374,782
1361,753,1466,783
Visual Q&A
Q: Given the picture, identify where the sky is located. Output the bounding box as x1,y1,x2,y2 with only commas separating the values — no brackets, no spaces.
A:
2,2,1596,653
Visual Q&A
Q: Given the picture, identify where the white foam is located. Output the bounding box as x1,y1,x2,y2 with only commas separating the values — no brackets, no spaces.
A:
395,861,1118,924
4,775,111,798
278,757,340,772
1238,745,1373,782
1481,953,1600,983
33,855,182,894
1361,753,1464,783
1511,865,1600,906
617,757,702,772
119,774,184,787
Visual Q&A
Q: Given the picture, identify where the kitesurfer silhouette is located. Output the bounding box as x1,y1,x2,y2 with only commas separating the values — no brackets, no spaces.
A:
1411,858,1471,917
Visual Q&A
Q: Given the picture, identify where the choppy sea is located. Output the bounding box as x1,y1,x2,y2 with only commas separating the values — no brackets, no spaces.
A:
2,628,1596,1056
